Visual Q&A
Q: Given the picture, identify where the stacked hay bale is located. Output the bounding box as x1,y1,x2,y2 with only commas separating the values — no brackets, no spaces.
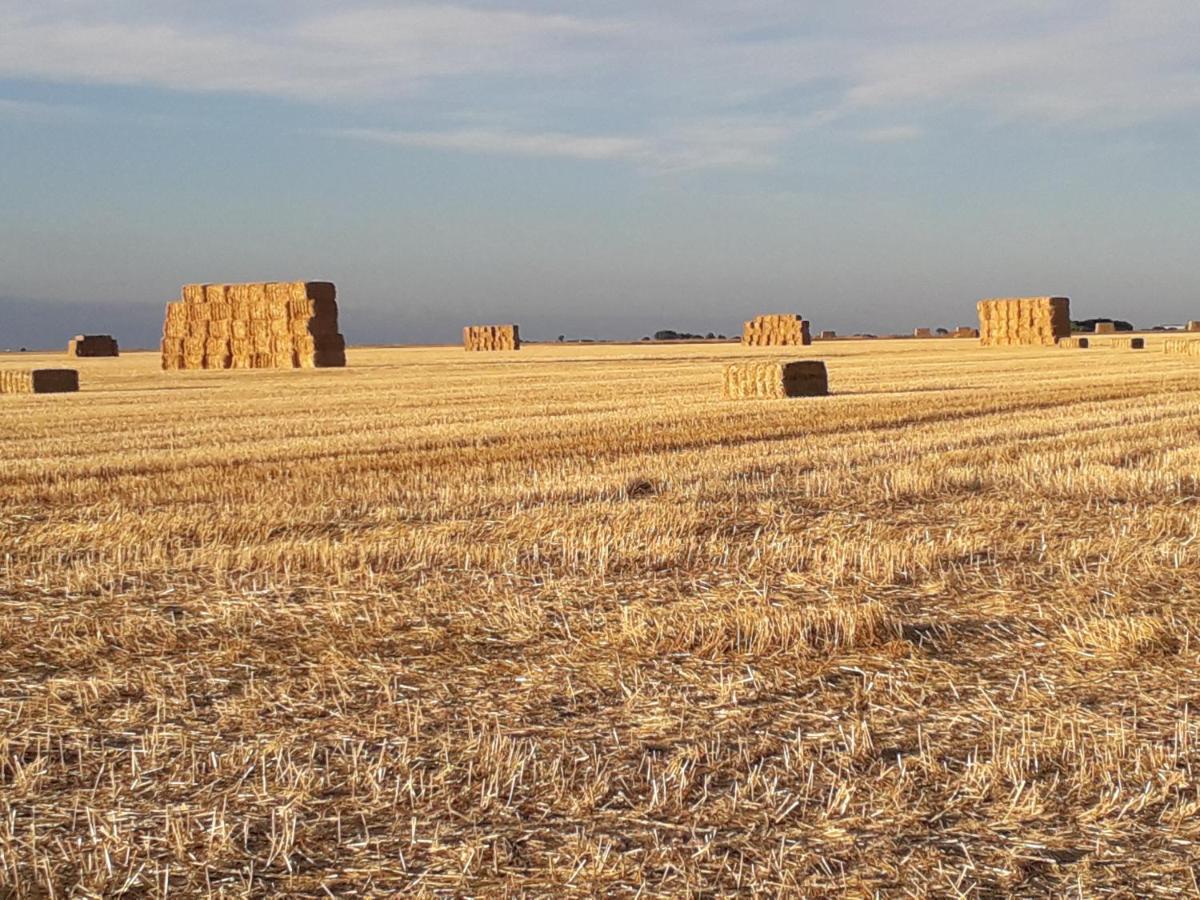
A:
722,361,828,399
1094,321,1116,334
161,282,345,371
0,370,79,394
1164,339,1200,357
913,327,933,338
463,325,520,351
954,327,979,338
977,297,1071,347
819,330,837,340
67,335,119,357
1059,336,1090,349
1107,337,1144,350
741,314,811,346
1187,321,1200,332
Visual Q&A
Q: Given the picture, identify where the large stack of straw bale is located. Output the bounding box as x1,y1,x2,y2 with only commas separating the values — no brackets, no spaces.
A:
67,335,118,357
1187,321,1200,332
161,282,345,371
954,327,979,338
1059,336,1090,349
0,369,79,394
741,314,811,346
463,325,520,351
1164,339,1200,356
913,327,933,338
818,330,837,340
722,361,828,399
977,297,1071,347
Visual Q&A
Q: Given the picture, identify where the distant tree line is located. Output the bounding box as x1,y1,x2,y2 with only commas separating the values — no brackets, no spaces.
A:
643,330,728,341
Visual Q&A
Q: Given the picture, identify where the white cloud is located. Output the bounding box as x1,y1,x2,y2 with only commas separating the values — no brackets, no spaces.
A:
333,119,792,171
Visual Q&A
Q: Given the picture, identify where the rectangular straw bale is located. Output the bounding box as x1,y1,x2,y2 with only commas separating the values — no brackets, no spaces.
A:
1058,336,1090,349
0,369,80,394
722,360,828,399
181,284,207,305
1094,321,1116,334
1164,338,1200,356
67,334,120,357
1107,337,1144,350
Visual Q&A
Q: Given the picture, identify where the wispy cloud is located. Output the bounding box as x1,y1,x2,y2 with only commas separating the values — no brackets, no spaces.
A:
859,125,923,144
333,119,792,171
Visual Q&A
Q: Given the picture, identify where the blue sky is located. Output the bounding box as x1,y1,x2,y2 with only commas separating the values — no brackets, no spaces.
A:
2,1,1199,347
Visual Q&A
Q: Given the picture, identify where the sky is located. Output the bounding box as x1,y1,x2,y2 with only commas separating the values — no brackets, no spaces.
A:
2,0,1199,348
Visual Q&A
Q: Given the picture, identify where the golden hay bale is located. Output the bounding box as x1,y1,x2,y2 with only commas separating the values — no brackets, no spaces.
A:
463,324,520,351
1164,339,1200,356
1107,337,1144,350
722,360,828,399
166,280,345,370
67,334,119,357
1058,336,1090,349
978,297,1070,346
0,369,80,394
741,314,810,347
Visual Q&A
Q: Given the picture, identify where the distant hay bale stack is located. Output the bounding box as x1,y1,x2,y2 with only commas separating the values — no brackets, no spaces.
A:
1059,336,1090,349
722,360,828,399
67,334,119,357
913,327,933,338
954,327,979,338
1094,321,1117,334
1107,337,1144,350
819,330,837,340
1164,339,1200,356
977,297,1070,347
1188,321,1200,332
463,324,520,351
0,369,80,394
741,314,811,347
162,281,345,370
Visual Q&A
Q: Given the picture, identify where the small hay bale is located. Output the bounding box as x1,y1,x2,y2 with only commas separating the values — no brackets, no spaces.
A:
1059,336,1090,349
1107,337,1144,350
1094,321,1116,334
722,360,828,399
1164,339,1200,356
67,334,119,357
0,369,80,394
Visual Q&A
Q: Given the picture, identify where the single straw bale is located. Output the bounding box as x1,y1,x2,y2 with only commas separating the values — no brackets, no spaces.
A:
269,316,290,337
1094,321,1116,334
1059,336,1090,349
208,319,231,338
206,337,230,357
722,360,828,399
0,369,80,394
252,334,273,355
182,284,207,305
203,354,231,370
1164,339,1200,356
1107,337,1144,349
204,284,228,304
67,334,119,357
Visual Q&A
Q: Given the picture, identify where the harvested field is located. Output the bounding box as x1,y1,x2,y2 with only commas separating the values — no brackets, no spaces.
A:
3,337,1200,895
